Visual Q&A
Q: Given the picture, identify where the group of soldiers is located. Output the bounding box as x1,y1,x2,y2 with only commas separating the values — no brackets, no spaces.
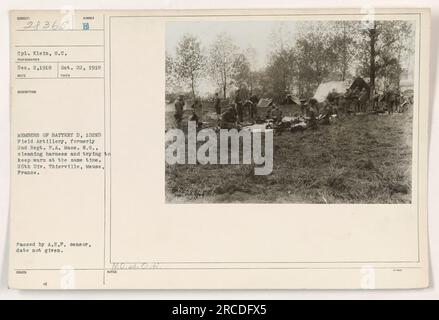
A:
212,89,261,129
173,95,204,129
217,89,288,129
174,89,274,130
173,84,410,131
329,87,369,114
319,85,408,116
377,86,409,114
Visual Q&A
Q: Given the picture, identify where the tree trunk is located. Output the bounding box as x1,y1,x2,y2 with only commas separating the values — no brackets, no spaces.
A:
396,49,403,90
341,22,348,81
191,79,195,100
369,24,377,110
223,71,227,99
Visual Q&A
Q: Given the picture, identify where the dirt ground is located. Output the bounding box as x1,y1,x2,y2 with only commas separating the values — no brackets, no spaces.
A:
165,102,413,203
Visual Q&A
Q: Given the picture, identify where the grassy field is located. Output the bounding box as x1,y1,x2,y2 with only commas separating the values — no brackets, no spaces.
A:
165,103,413,203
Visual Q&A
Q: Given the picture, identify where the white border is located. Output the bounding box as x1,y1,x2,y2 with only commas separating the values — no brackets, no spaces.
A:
0,0,438,299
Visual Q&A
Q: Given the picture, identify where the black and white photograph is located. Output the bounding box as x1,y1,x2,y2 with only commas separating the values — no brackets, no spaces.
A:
165,19,416,204
2,4,435,295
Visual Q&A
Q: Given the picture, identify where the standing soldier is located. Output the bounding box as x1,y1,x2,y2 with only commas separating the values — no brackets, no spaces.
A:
248,94,259,122
306,98,318,129
351,87,360,114
174,95,185,128
234,88,243,123
339,92,349,115
300,96,307,115
214,92,221,115
358,88,369,113
395,88,402,113
373,90,381,112
385,85,396,114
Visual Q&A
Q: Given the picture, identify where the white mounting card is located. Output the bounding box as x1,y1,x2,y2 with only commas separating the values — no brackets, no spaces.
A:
8,8,430,289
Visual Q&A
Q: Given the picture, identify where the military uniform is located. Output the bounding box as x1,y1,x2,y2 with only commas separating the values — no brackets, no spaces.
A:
214,96,221,115
271,106,283,124
351,88,360,113
220,107,237,129
307,105,318,129
235,90,243,122
249,95,259,121
358,89,368,113
174,97,184,128
385,89,396,114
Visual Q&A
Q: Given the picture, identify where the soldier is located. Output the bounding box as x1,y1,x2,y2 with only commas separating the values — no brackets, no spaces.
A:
214,92,221,115
271,104,283,125
358,88,369,113
306,98,318,129
188,110,202,130
338,92,349,115
327,89,338,105
174,95,185,128
220,106,237,129
248,94,259,122
299,96,307,115
351,87,360,114
234,88,243,123
373,90,381,112
385,85,396,114
395,88,402,113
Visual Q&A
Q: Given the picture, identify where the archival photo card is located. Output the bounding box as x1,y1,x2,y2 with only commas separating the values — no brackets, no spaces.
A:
8,8,430,289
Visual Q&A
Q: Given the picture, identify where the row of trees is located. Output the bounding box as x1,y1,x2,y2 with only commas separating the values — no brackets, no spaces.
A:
166,32,253,100
262,20,414,102
166,20,414,104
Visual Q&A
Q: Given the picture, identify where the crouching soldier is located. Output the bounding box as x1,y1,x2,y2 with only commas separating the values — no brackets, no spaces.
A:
220,106,237,129
189,110,202,130
271,105,283,125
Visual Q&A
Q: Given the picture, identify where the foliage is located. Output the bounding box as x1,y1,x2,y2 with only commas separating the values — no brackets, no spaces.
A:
166,21,415,100
173,34,206,98
208,32,239,98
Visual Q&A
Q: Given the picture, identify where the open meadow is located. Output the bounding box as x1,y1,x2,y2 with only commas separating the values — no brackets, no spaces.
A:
165,103,413,203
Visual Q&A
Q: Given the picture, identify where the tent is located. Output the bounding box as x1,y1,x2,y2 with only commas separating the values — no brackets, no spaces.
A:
313,81,350,103
350,77,370,92
285,94,301,105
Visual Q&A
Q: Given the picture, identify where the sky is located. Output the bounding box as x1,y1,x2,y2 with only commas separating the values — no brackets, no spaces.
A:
166,20,300,95
166,20,299,70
